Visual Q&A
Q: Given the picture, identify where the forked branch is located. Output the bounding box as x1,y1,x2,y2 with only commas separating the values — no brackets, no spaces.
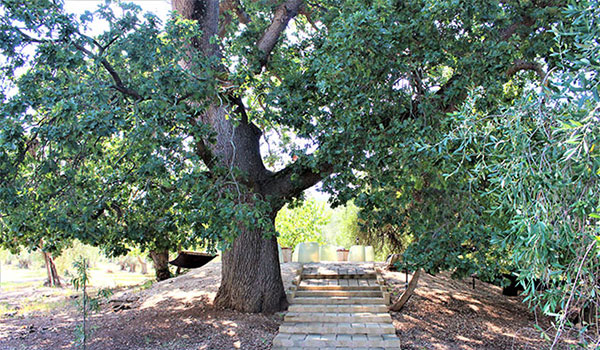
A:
265,159,333,201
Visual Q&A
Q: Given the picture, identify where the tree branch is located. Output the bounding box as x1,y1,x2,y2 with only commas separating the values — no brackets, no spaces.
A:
187,116,217,168
498,0,562,41
73,42,144,100
499,15,535,41
263,158,333,203
195,138,217,169
96,57,145,100
256,0,304,68
506,59,545,81
231,1,250,24
18,24,146,101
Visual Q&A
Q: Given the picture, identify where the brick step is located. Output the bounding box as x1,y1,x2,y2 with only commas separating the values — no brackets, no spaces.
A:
295,290,383,298
292,296,386,305
288,304,389,313
284,311,392,323
301,273,377,279
301,266,375,274
298,284,381,291
279,322,395,335
272,333,400,348
299,279,381,290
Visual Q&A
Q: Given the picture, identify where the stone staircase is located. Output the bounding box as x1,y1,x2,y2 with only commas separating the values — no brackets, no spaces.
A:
273,263,400,349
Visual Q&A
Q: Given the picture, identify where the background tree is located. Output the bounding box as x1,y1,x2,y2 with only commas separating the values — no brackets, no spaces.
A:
323,200,360,249
442,4,600,342
0,0,582,316
353,1,600,342
275,197,330,248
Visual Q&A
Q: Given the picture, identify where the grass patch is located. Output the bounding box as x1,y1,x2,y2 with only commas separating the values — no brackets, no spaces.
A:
87,268,153,288
135,279,155,291
0,280,43,291
0,264,154,290
0,298,70,319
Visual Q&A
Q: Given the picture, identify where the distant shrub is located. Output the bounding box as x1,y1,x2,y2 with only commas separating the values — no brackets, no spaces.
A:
276,198,330,248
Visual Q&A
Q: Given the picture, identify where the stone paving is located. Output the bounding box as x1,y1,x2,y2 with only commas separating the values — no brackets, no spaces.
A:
273,263,400,350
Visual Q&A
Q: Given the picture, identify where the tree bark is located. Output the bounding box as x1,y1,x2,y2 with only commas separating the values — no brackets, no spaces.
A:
42,252,61,287
149,250,172,281
215,207,288,313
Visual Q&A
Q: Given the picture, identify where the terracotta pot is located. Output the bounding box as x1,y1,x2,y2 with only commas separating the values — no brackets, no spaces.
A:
336,249,349,261
281,247,293,263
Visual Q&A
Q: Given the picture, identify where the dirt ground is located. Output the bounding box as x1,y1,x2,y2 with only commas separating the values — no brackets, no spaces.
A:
0,261,301,350
0,261,586,350
382,268,581,350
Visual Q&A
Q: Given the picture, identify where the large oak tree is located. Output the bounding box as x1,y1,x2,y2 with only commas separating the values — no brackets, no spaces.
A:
0,0,574,313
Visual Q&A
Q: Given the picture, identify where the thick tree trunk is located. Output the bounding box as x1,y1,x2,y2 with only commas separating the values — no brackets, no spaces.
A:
42,252,61,287
193,104,290,313
149,250,172,281
215,216,287,313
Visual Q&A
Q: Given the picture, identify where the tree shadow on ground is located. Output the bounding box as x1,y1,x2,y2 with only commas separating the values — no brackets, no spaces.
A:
383,269,578,350
1,261,289,350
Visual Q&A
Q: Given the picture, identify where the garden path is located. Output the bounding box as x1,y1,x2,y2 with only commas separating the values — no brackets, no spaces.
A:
273,262,400,350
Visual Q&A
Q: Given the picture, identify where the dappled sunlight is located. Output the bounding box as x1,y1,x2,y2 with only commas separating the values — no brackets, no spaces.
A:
456,334,484,346
483,321,511,336
3,261,582,349
220,320,239,328
140,288,216,310
386,269,579,349
468,303,480,313
452,292,483,305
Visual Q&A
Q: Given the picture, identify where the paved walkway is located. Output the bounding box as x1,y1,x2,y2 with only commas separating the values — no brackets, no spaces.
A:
273,263,400,349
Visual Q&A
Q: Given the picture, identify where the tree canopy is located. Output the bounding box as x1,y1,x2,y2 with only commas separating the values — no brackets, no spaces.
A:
0,0,598,323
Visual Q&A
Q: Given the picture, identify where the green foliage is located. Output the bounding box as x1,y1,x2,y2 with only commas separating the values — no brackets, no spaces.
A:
54,241,106,276
0,0,268,258
275,198,330,248
323,201,360,248
0,249,45,269
392,1,599,344
137,279,154,291
0,0,596,340
361,223,414,262
0,0,568,262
